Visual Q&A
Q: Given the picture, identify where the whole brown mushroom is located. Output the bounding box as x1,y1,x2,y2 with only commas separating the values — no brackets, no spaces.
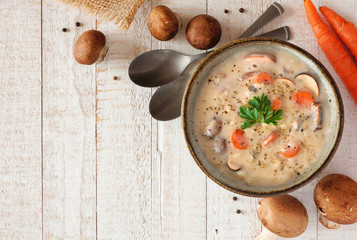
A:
148,5,182,41
186,14,221,50
314,174,357,229
74,30,108,65
256,194,308,240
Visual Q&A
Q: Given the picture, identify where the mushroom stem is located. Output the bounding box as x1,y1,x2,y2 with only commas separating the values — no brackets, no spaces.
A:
96,45,109,64
255,228,277,240
318,210,340,229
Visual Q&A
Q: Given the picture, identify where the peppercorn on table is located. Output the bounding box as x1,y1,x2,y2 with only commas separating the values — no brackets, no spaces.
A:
1,0,357,239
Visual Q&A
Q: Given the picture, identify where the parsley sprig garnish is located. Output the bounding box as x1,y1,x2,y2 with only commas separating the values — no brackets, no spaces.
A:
239,94,283,129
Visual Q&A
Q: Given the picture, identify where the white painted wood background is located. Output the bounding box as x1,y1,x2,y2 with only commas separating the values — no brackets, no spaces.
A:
0,0,356,239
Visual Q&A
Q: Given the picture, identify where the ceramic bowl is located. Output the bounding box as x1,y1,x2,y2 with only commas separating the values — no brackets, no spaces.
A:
182,38,344,197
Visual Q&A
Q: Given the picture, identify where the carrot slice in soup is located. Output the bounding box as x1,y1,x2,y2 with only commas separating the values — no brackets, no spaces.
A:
262,132,280,146
271,97,283,111
292,91,314,107
281,145,300,158
231,129,249,150
256,72,274,84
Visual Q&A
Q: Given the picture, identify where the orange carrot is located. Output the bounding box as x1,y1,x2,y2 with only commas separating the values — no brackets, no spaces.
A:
281,144,300,158
292,91,314,107
256,72,274,84
271,97,282,111
304,0,357,105
231,129,249,150
262,132,280,146
320,6,357,61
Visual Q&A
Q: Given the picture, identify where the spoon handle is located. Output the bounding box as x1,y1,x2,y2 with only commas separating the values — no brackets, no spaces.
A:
239,2,284,39
257,26,290,41
187,26,290,62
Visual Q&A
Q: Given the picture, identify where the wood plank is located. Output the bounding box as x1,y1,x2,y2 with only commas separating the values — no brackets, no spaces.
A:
0,0,42,239
42,1,97,239
150,1,208,239
2,0,357,239
95,2,153,239
206,1,264,239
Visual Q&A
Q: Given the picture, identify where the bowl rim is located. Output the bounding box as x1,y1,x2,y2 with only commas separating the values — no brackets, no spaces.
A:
181,37,345,197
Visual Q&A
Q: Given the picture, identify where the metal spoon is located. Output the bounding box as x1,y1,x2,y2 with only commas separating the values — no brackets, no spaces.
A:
149,26,291,121
129,2,285,88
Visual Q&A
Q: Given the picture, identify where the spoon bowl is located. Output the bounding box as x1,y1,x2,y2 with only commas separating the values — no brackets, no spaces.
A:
149,75,191,121
129,50,207,87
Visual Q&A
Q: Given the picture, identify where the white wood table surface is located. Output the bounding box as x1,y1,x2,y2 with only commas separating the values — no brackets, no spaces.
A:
0,0,356,239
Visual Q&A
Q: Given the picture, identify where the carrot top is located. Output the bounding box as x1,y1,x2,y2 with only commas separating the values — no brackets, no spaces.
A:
304,0,330,39
320,6,357,61
320,6,345,28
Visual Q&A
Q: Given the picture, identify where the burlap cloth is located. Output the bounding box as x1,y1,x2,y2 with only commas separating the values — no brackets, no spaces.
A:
58,0,146,30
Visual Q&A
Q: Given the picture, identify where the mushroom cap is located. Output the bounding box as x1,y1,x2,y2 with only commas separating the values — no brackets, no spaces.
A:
148,5,179,41
186,14,221,50
294,73,319,98
257,194,308,238
74,30,107,65
314,174,357,224
244,53,276,63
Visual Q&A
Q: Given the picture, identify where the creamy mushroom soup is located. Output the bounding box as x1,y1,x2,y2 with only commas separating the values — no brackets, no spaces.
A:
192,49,330,187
